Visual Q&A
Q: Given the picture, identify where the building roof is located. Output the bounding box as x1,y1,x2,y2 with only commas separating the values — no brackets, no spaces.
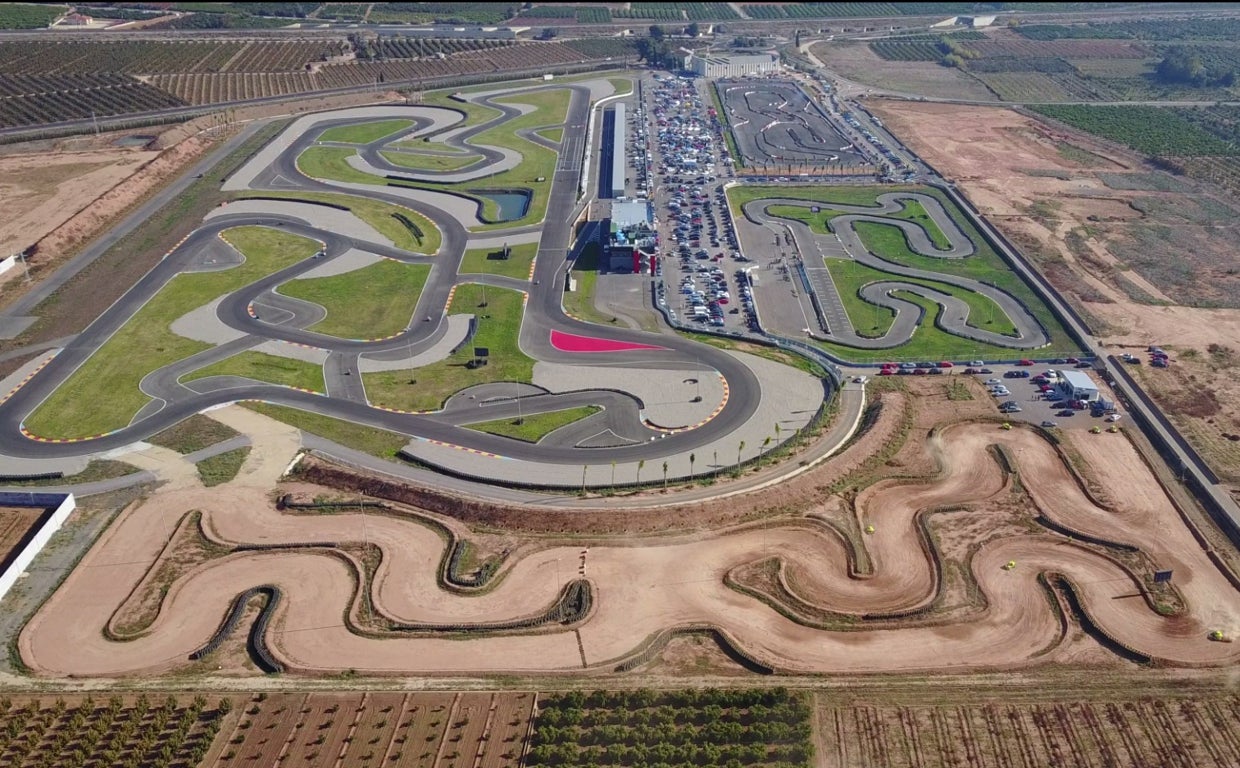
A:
611,200,652,229
1060,370,1097,390
695,53,777,66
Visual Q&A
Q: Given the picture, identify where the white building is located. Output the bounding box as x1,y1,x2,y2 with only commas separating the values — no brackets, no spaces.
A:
1058,370,1099,402
684,52,780,78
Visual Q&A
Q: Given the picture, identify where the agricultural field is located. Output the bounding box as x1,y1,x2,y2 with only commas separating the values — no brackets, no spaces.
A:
0,74,186,129
207,691,533,768
817,692,1240,767
528,688,812,767
0,3,66,29
0,695,228,768
1016,17,1240,42
1031,104,1240,201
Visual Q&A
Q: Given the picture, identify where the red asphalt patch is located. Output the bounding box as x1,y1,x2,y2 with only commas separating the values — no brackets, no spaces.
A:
549,330,666,353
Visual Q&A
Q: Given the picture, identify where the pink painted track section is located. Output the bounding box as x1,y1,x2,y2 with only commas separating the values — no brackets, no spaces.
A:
549,330,667,353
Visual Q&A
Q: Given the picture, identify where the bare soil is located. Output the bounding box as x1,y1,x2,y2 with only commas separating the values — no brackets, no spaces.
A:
810,41,998,101
868,99,1240,493
0,506,43,565
17,379,1239,678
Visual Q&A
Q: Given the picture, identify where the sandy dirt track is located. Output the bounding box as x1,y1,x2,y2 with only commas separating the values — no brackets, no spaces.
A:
18,420,1240,677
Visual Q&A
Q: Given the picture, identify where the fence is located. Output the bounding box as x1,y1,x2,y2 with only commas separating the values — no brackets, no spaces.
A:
0,492,75,602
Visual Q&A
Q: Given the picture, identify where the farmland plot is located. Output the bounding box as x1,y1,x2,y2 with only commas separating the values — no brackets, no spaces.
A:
818,696,1240,768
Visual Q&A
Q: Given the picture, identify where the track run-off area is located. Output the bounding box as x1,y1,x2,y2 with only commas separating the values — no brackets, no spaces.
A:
0,77,824,486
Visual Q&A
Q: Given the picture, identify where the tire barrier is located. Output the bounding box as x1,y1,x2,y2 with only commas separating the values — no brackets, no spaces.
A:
0,471,63,482
1034,515,1138,553
277,493,507,591
188,585,284,674
612,625,775,675
386,578,592,634
1043,573,1151,664
241,196,350,212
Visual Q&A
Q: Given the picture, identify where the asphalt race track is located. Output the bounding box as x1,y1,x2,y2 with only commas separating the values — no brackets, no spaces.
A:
743,192,1049,350
718,79,866,168
0,79,780,475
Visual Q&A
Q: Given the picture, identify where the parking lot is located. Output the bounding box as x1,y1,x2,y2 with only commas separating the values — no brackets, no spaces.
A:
642,72,757,335
875,361,1122,430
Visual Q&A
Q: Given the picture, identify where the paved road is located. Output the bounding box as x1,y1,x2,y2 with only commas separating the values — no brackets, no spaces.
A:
718,79,866,168
743,192,1048,350
0,79,772,476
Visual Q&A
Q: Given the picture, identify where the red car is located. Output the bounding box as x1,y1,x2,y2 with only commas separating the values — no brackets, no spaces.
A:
938,361,953,368
1017,359,1035,366
878,369,894,376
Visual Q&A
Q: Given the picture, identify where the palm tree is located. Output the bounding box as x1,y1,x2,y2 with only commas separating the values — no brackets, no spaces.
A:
760,435,772,466
611,460,616,489
689,452,696,477
713,449,718,479
662,460,669,489
737,440,745,466
774,422,782,444
637,459,645,484
582,465,588,493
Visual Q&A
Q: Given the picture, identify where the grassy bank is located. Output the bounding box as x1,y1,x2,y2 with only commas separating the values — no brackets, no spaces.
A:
319,119,413,144
279,259,430,339
459,241,537,280
562,242,610,325
464,405,600,443
182,351,326,392
243,402,410,459
379,150,480,172
239,190,441,255
362,284,532,412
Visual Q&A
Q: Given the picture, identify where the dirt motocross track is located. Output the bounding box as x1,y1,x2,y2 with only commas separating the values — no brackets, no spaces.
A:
18,398,1240,677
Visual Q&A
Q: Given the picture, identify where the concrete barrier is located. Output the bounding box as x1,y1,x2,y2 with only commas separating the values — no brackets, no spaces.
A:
0,492,75,602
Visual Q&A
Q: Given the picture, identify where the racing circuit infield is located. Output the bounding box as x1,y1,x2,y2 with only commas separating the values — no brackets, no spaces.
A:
717,79,866,169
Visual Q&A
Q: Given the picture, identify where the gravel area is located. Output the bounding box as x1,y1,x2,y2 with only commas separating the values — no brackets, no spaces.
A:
170,296,248,345
532,361,722,428
207,200,393,248
292,246,384,280
253,340,331,365
401,350,823,486
358,313,473,372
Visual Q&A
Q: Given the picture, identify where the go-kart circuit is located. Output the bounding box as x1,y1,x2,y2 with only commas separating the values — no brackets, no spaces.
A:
738,191,1049,349
0,78,823,487
717,79,866,168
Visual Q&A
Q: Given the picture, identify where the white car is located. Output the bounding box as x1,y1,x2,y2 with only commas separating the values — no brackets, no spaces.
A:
1105,413,1123,422
985,378,1001,385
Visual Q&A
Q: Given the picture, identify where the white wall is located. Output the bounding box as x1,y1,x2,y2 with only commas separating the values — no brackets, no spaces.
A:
0,493,75,602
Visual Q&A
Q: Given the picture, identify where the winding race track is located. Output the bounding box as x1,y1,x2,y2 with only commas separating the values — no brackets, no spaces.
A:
744,192,1050,349
0,79,778,473
19,421,1240,676
718,79,866,168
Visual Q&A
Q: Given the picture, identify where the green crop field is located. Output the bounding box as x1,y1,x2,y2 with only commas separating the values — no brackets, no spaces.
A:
279,259,430,339
182,350,326,392
464,405,600,443
459,241,537,279
24,226,319,438
240,190,440,255
362,284,532,412
318,119,413,144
